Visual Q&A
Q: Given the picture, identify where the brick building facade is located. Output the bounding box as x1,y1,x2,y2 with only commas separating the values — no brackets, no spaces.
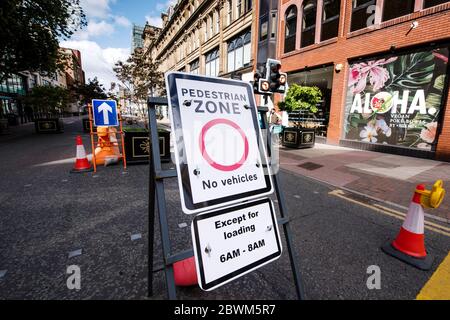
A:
274,0,450,161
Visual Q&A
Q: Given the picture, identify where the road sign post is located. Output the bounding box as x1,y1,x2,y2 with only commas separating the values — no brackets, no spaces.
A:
148,81,304,299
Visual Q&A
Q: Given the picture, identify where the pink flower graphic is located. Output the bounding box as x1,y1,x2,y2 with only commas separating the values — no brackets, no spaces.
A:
432,51,448,64
348,57,397,94
420,122,437,143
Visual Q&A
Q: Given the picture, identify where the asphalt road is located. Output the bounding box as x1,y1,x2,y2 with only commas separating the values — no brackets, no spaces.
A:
0,117,449,300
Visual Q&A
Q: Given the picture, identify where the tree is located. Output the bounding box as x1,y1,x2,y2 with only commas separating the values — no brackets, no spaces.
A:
25,85,70,116
0,0,86,80
113,50,165,125
278,84,322,113
74,77,108,106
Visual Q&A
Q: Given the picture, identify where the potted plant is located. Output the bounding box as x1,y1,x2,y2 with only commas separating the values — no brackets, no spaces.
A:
25,85,70,133
123,126,171,164
278,84,322,148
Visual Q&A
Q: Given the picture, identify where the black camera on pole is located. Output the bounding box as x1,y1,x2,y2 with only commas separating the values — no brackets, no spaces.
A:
266,59,287,94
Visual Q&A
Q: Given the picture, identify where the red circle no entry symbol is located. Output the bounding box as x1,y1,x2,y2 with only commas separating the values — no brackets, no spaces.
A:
199,118,249,171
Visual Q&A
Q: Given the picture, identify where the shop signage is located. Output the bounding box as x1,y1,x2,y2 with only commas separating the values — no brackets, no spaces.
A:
165,72,273,214
344,45,449,151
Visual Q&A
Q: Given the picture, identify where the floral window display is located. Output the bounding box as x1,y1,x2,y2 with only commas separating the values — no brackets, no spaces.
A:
343,45,449,151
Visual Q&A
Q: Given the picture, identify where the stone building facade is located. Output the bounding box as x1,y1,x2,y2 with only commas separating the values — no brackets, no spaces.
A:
143,0,255,81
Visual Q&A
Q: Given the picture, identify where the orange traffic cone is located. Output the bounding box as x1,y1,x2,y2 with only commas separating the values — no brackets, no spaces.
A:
381,184,433,270
173,256,198,286
71,135,93,173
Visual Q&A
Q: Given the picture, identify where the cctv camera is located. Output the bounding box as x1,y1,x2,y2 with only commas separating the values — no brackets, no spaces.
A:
411,21,419,29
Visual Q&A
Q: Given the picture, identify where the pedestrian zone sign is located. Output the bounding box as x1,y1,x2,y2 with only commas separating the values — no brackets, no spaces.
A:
92,99,119,127
191,198,282,291
165,72,273,214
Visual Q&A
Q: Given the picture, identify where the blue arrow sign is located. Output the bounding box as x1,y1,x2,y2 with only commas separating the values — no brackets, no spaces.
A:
92,99,118,127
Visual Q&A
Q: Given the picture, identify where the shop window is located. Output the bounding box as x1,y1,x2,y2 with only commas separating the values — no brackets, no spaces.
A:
424,0,449,8
321,0,340,41
205,48,220,77
382,0,415,22
227,30,251,72
190,59,199,74
284,5,297,53
301,0,317,48
350,0,376,32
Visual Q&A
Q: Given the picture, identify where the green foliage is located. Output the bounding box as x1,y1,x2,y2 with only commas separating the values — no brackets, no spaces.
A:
0,0,86,79
74,77,107,106
385,52,435,91
25,85,70,114
278,84,322,113
113,50,166,103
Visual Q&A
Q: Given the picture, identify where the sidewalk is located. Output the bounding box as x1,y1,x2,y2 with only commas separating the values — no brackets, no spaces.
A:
279,143,450,223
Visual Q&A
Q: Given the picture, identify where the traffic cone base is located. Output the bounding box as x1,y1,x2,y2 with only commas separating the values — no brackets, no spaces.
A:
381,242,434,271
173,256,198,287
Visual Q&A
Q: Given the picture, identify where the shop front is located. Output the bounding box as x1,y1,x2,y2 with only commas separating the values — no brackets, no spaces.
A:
287,65,333,140
341,44,449,159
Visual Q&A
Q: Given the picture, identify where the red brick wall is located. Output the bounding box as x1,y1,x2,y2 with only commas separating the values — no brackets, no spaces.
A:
276,0,450,160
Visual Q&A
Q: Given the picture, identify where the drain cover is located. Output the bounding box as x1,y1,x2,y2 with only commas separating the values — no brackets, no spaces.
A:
298,162,323,171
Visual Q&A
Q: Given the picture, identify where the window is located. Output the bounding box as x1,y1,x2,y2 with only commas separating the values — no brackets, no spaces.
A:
216,9,220,34
382,0,414,22
424,0,449,8
205,48,220,77
190,59,199,74
204,18,208,41
245,0,252,13
227,0,232,25
321,0,340,41
227,30,252,72
284,6,297,53
209,13,214,37
350,0,375,32
237,0,242,19
259,14,268,41
301,0,316,48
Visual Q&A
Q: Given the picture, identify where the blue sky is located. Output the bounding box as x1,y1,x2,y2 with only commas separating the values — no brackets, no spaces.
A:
60,0,176,89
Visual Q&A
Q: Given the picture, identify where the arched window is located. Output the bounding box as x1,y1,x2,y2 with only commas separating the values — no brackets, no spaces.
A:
284,5,297,53
301,0,317,48
321,0,340,41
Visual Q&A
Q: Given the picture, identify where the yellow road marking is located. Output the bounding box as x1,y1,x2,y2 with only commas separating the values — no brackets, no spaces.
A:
416,252,450,300
328,189,450,238
372,203,450,233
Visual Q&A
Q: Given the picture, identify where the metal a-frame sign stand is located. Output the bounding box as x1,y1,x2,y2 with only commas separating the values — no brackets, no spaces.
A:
87,102,127,172
147,96,305,300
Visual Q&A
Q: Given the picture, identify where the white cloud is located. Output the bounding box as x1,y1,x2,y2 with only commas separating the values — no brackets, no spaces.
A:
145,15,162,28
113,15,131,28
80,0,115,19
73,20,115,40
156,0,178,12
60,40,129,90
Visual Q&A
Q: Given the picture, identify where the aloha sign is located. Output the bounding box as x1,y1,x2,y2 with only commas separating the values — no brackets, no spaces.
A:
343,46,449,151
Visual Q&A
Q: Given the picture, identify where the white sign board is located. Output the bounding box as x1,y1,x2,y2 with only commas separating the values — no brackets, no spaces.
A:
191,198,282,291
165,72,273,214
